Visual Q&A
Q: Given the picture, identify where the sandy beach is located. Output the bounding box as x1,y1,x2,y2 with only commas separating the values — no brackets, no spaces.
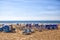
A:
0,24,60,40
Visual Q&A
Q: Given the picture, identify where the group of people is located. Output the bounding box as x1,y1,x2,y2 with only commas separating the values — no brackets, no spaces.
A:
0,23,58,35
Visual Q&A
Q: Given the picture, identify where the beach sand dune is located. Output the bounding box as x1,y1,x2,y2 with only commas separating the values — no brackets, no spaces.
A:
0,24,60,40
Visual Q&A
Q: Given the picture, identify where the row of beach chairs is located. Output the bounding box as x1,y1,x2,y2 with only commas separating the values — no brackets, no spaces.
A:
22,24,58,34
0,24,58,35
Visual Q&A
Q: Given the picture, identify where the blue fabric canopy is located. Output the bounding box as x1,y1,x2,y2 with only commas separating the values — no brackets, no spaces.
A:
3,25,11,32
0,28,3,32
45,25,58,30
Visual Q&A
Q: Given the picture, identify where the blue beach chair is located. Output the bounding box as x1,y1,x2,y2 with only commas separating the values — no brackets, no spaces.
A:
0,28,3,32
50,25,58,29
45,25,51,30
3,25,11,32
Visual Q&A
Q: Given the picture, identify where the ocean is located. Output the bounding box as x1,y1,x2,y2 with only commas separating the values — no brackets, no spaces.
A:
0,21,60,24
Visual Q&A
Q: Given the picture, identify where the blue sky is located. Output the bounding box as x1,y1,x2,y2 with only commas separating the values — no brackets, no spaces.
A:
0,0,60,20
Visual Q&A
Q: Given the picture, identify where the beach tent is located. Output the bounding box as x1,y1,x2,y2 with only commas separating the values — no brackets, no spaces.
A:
3,25,11,32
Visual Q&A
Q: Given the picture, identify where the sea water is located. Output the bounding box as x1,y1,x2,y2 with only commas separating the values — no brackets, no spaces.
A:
0,21,60,24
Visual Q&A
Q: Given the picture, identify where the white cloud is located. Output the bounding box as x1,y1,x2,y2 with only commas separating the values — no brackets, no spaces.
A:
0,16,60,21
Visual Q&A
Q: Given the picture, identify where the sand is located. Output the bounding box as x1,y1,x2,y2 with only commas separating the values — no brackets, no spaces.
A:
0,24,60,40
